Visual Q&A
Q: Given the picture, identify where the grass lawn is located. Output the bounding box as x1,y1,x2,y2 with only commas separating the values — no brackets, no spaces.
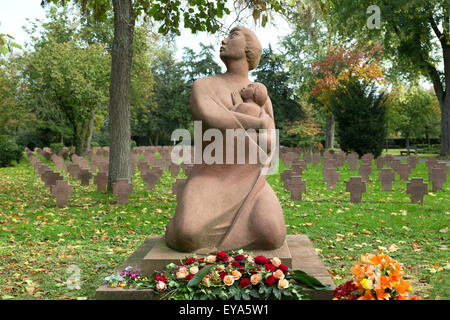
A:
0,154,448,300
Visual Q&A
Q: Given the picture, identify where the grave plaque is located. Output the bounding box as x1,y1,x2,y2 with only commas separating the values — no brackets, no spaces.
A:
303,152,312,164
378,168,395,191
138,159,150,173
169,164,180,177
42,171,63,188
358,163,372,182
323,167,339,189
407,156,419,169
285,176,306,201
406,178,428,203
345,177,366,203
280,169,294,185
384,154,394,167
113,179,133,204
291,161,306,175
390,159,401,173
51,180,72,207
312,152,320,166
347,153,358,171
375,156,384,170
78,169,92,186
397,163,411,181
335,152,346,167
142,170,162,190
361,153,374,163
94,171,108,191
322,159,337,173
429,166,447,192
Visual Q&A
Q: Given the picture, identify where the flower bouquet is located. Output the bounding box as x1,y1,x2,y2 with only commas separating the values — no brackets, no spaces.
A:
104,250,328,300
333,253,420,300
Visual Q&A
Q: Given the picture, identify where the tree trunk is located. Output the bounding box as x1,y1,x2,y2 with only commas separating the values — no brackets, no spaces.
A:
441,95,450,155
107,0,135,191
86,109,95,152
325,113,335,149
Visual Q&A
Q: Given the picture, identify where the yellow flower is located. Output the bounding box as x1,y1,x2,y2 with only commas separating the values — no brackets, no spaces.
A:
361,278,373,290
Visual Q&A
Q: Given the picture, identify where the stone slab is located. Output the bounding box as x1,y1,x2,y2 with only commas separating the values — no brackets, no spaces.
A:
96,235,335,300
142,237,292,276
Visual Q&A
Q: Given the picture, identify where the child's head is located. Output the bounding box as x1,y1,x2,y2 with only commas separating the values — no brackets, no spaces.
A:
240,82,268,106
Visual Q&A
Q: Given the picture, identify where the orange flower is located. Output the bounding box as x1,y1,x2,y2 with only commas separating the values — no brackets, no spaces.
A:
351,262,364,282
375,288,390,300
379,275,392,290
358,289,376,300
395,280,411,296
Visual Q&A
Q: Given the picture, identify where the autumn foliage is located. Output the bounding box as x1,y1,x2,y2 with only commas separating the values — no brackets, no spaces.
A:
310,44,385,111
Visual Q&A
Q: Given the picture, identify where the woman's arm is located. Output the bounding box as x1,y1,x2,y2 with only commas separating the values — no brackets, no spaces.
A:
191,79,265,130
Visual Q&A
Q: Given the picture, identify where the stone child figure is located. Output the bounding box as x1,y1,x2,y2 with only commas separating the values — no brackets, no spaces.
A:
233,82,268,118
164,26,286,253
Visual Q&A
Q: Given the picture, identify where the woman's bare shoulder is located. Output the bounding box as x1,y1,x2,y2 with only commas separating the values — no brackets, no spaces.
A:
192,75,223,92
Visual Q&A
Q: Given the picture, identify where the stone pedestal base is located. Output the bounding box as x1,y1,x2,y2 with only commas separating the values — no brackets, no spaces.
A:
142,237,292,276
96,235,335,300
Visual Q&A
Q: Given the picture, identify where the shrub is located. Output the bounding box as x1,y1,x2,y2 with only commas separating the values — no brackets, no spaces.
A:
0,135,23,167
330,79,388,158
49,142,64,154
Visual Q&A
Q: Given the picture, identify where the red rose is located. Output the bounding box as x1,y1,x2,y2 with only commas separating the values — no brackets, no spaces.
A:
234,254,245,261
265,264,276,271
186,274,194,281
216,251,228,262
240,277,250,289
232,261,240,267
278,264,288,273
155,274,167,283
185,257,196,265
197,258,205,263
264,275,276,286
254,256,267,265
219,271,228,279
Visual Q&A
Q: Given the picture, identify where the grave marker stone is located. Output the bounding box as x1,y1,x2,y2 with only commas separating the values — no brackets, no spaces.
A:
347,153,359,171
94,171,108,191
113,179,133,204
51,180,72,207
406,178,428,203
42,171,63,189
375,156,384,170
407,156,419,169
345,176,366,203
142,170,162,190
323,167,339,189
398,163,411,181
358,163,372,182
390,159,401,173
378,168,395,191
285,176,306,201
429,166,447,192
79,169,92,186
312,152,320,166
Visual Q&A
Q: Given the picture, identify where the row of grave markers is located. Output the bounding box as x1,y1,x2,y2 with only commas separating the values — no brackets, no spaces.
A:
278,148,448,204
30,145,448,206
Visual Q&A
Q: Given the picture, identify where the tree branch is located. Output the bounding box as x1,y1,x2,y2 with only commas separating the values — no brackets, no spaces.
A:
427,60,446,104
430,16,447,47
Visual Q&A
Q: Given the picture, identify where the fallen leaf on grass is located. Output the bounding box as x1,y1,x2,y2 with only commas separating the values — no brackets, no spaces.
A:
388,244,399,252
439,227,448,233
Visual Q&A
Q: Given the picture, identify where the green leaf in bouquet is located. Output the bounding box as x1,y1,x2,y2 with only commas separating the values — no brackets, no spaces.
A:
187,264,215,287
289,270,330,290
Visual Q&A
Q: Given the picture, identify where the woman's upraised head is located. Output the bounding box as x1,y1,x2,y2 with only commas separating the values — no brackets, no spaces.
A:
230,26,262,71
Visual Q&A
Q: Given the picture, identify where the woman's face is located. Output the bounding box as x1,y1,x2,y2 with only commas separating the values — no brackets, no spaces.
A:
220,28,247,62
